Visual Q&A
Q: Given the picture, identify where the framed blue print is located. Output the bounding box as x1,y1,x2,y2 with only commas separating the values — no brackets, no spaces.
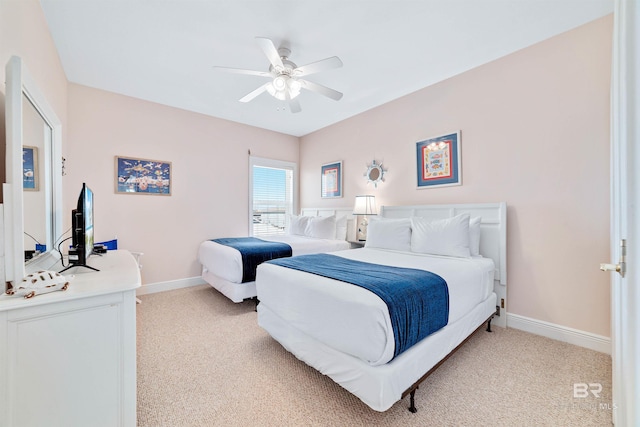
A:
416,131,461,189
321,161,343,198
23,146,38,191
115,155,172,195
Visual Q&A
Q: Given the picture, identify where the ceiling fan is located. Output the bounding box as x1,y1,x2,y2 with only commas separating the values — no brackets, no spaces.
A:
214,37,343,113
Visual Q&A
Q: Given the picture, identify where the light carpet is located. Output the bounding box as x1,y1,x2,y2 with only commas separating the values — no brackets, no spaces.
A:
136,285,612,426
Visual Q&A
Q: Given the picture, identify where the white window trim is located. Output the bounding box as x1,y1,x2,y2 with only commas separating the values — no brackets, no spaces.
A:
248,156,298,236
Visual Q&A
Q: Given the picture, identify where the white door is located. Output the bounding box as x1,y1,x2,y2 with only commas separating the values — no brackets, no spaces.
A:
606,1,639,425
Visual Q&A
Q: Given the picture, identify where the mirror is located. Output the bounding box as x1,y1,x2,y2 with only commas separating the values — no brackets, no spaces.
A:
364,160,386,188
22,94,53,261
368,167,380,181
5,56,63,286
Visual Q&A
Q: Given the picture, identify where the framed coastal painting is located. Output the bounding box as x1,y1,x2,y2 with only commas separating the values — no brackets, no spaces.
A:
23,146,39,191
321,161,343,198
115,155,172,195
416,131,461,189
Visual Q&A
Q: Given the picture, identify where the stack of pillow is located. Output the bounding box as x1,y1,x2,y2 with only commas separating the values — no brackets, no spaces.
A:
364,214,481,258
287,214,348,241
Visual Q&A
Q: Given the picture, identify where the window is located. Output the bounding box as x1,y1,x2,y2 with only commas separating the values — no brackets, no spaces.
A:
249,157,297,237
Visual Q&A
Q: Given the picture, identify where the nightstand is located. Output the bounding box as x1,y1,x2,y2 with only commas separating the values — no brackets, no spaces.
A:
348,240,365,249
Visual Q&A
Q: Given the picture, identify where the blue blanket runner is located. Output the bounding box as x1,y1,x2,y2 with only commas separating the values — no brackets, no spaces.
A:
212,237,292,283
268,253,449,358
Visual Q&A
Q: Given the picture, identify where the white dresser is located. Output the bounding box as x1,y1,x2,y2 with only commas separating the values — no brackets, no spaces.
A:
0,250,141,427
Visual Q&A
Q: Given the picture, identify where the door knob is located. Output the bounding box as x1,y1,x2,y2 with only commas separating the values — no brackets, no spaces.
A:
600,239,626,278
600,263,622,273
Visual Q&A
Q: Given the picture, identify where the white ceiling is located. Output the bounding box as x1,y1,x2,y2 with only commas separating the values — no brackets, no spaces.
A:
39,0,613,137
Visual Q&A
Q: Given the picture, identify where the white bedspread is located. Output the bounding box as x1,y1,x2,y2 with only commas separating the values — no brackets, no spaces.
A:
256,248,494,366
197,235,350,284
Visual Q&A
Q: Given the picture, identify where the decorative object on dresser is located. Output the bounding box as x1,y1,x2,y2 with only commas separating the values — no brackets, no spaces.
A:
115,155,172,195
321,161,343,198
353,195,377,241
364,159,386,187
415,131,461,189
5,270,71,299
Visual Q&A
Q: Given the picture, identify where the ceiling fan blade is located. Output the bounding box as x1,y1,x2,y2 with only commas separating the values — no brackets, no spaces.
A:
239,82,271,103
255,37,284,69
295,56,343,77
285,91,302,113
289,98,302,113
300,79,343,101
213,66,272,78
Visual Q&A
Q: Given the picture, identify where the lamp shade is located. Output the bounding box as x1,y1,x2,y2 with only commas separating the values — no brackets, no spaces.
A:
353,195,377,215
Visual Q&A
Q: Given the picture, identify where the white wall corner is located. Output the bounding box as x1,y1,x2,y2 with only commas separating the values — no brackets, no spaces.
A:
507,313,611,355
136,276,205,296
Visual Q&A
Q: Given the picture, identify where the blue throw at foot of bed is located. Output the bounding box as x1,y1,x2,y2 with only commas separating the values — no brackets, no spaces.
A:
212,237,292,283
267,253,449,358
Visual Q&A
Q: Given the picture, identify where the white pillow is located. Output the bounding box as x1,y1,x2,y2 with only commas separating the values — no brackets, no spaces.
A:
335,216,348,240
305,215,337,240
410,214,471,258
364,218,412,252
288,215,311,236
469,216,481,256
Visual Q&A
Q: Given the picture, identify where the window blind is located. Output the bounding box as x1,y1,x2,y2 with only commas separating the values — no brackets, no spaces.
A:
251,165,294,236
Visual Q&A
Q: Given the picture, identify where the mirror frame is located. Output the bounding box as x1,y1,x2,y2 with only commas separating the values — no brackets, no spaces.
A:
5,56,63,286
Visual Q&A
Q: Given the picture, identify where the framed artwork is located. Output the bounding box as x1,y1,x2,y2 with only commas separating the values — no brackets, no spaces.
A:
321,161,343,198
416,131,461,189
115,155,172,195
23,146,39,191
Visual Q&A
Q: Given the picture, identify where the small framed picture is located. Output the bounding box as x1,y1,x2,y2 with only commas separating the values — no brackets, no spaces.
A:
115,155,172,195
321,161,343,198
416,131,461,189
23,146,39,191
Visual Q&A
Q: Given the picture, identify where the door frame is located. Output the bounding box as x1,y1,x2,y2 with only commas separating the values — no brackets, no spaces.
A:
609,1,639,425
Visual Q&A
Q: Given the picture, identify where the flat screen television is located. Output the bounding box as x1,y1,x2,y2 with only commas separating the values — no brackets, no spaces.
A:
60,182,99,272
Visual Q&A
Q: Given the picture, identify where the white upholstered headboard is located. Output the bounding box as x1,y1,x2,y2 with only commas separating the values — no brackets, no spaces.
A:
379,203,506,284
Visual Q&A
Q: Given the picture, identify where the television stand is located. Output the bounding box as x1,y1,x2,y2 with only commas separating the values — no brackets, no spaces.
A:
59,263,100,274
59,247,102,273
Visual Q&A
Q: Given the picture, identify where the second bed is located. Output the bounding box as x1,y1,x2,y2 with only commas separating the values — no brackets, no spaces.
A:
198,208,354,302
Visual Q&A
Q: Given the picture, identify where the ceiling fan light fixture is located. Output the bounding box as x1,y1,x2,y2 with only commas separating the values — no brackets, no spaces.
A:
273,75,287,91
266,75,301,100
288,78,302,94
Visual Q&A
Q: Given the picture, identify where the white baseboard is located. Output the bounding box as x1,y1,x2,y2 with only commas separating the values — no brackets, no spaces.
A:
136,276,206,296
507,313,611,355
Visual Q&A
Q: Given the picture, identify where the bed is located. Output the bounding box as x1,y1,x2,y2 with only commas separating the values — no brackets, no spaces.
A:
198,208,354,303
255,202,507,412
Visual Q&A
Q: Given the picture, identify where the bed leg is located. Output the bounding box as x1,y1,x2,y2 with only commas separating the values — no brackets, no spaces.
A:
253,297,260,312
486,317,493,333
408,388,418,413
